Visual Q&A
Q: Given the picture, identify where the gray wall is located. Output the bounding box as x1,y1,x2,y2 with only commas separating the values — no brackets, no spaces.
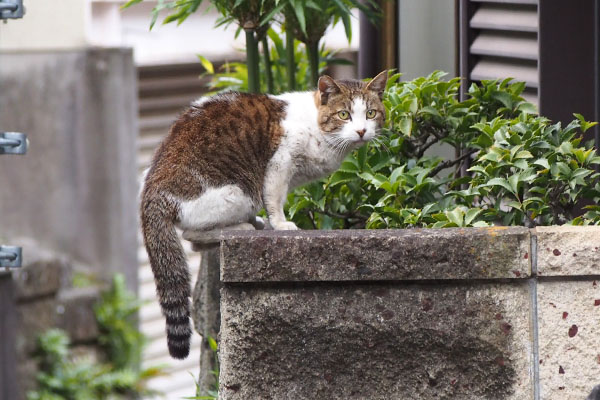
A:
0,48,139,290
399,0,456,80
213,227,600,399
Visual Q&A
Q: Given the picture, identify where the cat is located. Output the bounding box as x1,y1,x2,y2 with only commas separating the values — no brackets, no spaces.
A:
140,71,388,359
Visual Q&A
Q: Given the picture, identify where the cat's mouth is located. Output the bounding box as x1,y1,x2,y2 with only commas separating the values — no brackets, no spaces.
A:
354,137,371,145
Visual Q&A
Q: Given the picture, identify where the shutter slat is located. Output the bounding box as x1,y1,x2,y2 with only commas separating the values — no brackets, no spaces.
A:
465,0,539,104
521,89,538,107
470,32,538,60
140,94,196,114
471,58,539,88
470,4,538,32
471,0,537,4
138,75,207,97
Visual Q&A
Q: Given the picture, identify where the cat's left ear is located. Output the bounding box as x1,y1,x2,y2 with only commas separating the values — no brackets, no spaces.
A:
365,70,388,99
318,75,341,105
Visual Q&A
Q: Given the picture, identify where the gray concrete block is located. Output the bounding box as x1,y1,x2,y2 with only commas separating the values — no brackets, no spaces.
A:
15,298,60,356
13,246,70,301
220,282,533,400
56,287,100,343
536,226,600,276
538,281,600,399
221,227,531,282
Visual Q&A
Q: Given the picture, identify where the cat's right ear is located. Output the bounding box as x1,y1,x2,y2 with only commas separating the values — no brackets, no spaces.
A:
318,75,341,105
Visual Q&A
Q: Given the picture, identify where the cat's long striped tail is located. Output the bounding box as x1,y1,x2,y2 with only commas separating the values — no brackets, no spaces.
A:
140,193,191,359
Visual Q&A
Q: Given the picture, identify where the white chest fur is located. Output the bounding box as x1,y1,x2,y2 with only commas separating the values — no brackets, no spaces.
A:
272,92,347,188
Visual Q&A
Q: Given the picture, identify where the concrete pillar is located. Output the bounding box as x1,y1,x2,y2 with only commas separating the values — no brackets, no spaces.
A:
193,249,221,395
0,48,139,291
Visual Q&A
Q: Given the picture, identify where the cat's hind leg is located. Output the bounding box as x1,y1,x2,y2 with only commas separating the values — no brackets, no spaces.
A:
177,184,257,231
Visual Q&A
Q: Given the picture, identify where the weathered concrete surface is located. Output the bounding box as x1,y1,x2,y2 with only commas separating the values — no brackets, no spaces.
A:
536,226,600,276
221,227,531,282
0,48,139,291
538,281,600,399
56,287,100,343
7,249,102,400
220,283,533,400
192,249,221,395
12,242,71,301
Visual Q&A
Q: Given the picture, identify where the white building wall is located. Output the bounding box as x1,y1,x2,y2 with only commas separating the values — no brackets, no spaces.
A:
0,0,89,50
1,0,358,66
398,0,456,80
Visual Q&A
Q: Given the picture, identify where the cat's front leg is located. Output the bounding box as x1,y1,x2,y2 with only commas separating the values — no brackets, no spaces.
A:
263,152,298,230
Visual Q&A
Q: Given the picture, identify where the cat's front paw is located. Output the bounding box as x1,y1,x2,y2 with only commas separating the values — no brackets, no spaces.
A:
271,221,299,230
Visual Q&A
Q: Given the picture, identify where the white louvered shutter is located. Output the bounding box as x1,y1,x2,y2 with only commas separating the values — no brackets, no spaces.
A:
463,0,539,105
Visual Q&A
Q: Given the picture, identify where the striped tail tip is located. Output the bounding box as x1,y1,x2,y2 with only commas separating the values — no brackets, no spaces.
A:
166,316,192,359
168,334,191,359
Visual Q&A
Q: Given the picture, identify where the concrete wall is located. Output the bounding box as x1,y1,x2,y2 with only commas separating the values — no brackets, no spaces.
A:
200,227,600,400
2,242,102,400
0,48,139,290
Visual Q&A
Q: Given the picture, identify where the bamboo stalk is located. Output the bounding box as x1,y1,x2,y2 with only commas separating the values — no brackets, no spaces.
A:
286,30,296,91
245,29,260,93
261,36,274,94
306,40,320,88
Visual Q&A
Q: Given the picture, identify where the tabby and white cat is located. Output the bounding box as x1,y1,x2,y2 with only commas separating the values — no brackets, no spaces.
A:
140,71,388,359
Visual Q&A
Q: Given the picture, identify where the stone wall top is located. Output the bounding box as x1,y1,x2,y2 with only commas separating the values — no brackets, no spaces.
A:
535,226,600,277
220,227,531,282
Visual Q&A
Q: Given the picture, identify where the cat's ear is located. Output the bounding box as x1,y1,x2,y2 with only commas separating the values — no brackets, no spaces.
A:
318,75,341,105
365,70,388,99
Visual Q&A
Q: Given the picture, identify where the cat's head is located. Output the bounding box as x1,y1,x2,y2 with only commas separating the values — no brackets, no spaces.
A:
316,71,387,148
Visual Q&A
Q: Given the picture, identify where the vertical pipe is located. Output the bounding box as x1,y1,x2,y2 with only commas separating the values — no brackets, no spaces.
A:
454,0,460,78
358,0,380,79
381,0,398,71
457,0,471,102
595,0,600,151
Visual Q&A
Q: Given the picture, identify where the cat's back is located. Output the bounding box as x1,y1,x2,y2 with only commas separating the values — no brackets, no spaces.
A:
168,92,286,151
147,91,288,200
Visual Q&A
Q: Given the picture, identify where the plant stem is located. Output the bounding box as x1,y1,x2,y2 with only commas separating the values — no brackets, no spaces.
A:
286,30,296,91
261,36,274,94
306,40,320,88
245,29,260,93
426,148,479,178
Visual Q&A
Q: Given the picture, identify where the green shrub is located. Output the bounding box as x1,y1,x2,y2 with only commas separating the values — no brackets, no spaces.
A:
285,71,600,229
27,275,164,400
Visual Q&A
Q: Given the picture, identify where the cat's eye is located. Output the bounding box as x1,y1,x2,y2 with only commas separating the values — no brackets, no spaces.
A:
338,110,350,120
366,109,377,119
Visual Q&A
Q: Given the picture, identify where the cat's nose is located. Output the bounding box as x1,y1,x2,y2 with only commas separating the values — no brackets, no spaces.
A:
356,129,366,138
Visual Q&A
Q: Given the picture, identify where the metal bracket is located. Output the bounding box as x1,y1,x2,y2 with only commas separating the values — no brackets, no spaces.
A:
0,132,27,155
0,246,22,269
0,0,23,19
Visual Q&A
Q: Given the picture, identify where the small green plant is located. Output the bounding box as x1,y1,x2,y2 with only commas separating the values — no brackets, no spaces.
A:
27,275,164,400
186,337,219,400
27,329,142,400
94,274,144,370
285,72,600,229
